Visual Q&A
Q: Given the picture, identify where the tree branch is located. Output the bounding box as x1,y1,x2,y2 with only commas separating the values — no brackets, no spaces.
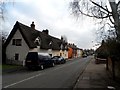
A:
90,0,112,14
77,6,112,19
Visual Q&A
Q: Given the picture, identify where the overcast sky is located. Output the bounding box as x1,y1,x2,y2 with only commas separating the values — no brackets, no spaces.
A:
2,0,102,50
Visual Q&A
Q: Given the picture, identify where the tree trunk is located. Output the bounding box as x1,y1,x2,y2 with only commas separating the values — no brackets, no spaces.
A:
109,0,120,41
112,59,115,80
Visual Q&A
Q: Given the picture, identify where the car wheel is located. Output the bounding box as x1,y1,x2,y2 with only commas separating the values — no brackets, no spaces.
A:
40,65,44,70
27,66,32,70
52,63,55,67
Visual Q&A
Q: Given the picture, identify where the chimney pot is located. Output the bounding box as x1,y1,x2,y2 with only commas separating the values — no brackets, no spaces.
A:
31,21,35,29
42,29,49,35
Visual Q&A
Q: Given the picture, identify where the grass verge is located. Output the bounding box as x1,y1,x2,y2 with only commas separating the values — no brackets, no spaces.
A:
1,64,21,70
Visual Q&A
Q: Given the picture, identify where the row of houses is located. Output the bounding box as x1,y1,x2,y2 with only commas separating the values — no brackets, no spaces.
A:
3,21,83,65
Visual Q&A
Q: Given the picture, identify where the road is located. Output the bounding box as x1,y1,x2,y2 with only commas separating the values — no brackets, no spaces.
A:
2,56,92,88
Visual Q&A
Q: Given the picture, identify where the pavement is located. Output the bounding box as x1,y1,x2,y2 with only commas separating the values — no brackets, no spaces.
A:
2,65,26,74
74,58,120,89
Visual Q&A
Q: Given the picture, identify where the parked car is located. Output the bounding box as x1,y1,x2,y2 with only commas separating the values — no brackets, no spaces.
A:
94,53,107,64
82,54,87,58
25,52,55,70
52,56,66,64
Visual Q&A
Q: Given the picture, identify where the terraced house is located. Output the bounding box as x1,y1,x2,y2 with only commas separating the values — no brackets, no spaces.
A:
4,21,68,65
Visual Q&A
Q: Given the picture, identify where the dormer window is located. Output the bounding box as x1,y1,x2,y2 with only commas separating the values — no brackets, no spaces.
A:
34,37,41,46
49,41,52,49
60,44,63,50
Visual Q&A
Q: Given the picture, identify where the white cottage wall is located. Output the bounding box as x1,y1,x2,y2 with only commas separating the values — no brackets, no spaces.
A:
6,29,29,65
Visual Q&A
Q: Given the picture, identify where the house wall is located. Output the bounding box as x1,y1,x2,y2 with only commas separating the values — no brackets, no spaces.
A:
59,50,68,59
107,57,113,74
77,50,83,58
29,47,68,58
29,46,42,52
68,47,73,59
107,57,120,81
38,49,68,59
6,29,29,65
114,60,120,81
33,48,52,56
52,50,60,57
63,50,68,59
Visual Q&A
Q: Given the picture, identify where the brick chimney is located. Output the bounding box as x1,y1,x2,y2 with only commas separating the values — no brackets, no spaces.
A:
42,29,49,35
30,21,35,29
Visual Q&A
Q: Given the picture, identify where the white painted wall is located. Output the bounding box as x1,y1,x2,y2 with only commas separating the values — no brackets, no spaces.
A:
52,50,60,57
77,50,83,57
6,29,29,65
63,50,68,59
59,50,68,59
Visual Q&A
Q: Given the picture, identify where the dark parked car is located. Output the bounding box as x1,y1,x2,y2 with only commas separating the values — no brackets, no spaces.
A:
82,54,87,58
52,56,66,64
25,52,55,70
94,53,107,64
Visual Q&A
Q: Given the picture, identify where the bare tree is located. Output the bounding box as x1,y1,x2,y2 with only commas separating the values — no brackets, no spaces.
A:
70,0,120,41
0,0,6,20
0,0,14,45
0,0,14,19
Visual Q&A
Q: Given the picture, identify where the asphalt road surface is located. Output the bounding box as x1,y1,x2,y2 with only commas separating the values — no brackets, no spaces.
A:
2,56,92,88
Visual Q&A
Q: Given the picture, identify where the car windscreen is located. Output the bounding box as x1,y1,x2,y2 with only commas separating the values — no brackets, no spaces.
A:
52,56,60,59
26,52,38,61
38,55,51,60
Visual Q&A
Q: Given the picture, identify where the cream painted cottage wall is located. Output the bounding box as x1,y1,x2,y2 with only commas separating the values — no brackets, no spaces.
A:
77,49,83,57
6,29,29,65
59,50,68,59
52,50,61,57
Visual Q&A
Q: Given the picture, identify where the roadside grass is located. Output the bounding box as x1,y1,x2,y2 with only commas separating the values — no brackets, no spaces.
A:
0,65,2,68
1,64,22,70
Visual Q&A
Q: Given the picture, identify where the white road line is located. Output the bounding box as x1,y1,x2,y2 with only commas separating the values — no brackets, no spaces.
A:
3,73,43,88
3,59,82,88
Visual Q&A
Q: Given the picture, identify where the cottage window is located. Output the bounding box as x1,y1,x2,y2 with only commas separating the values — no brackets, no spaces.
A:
34,37,41,46
15,53,19,60
49,41,52,49
12,39,16,45
12,39,22,46
16,39,22,46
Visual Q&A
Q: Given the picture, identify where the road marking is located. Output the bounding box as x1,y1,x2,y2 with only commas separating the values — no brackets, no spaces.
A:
3,73,43,88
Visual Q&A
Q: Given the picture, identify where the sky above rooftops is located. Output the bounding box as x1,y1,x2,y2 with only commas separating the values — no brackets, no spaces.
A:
2,0,102,50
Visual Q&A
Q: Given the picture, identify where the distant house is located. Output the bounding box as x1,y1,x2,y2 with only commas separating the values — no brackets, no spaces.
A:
77,48,83,58
4,21,68,65
67,43,83,59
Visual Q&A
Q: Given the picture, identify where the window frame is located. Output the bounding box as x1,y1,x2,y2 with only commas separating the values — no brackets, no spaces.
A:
12,39,22,46
16,39,22,46
15,53,19,60
12,39,16,45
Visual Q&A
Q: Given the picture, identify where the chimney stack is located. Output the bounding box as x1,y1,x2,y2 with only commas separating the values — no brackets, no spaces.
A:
30,21,35,29
42,29,49,35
